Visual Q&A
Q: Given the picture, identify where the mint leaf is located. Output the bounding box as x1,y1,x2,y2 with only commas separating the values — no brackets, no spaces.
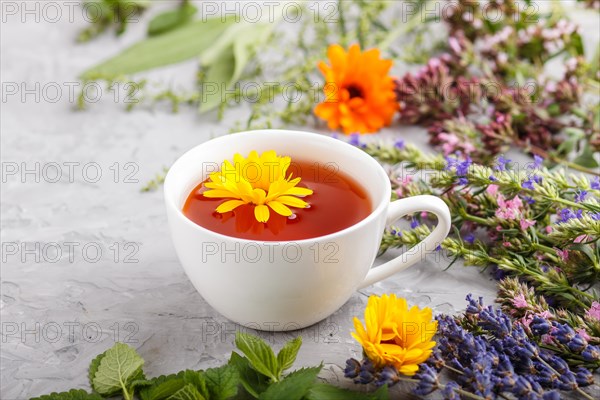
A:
147,3,197,37
229,352,270,398
204,364,239,400
31,389,102,400
305,383,387,400
168,384,206,400
88,350,108,388
139,372,186,400
235,333,279,382
181,370,210,399
257,366,321,400
276,336,302,376
91,342,144,397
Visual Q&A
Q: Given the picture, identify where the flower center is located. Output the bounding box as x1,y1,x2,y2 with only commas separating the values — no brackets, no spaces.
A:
347,85,363,99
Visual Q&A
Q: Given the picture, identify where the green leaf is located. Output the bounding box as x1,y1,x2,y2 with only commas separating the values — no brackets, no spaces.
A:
204,364,239,400
91,342,145,397
81,17,234,79
148,3,197,37
182,370,210,399
88,350,106,389
199,22,275,113
168,384,206,400
139,373,186,400
30,389,103,400
305,383,387,400
276,336,302,376
257,366,321,400
235,333,279,382
573,144,599,168
228,352,270,398
200,45,236,113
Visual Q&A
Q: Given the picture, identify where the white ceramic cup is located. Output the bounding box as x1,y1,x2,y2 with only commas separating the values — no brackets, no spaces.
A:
165,130,451,331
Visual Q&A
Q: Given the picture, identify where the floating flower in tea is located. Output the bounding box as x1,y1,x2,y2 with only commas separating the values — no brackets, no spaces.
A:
203,150,313,223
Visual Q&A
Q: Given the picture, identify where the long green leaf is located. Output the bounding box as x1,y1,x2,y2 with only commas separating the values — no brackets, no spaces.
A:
81,17,234,79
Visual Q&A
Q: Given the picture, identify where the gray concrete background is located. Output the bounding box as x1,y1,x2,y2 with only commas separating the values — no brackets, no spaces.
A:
1,1,598,398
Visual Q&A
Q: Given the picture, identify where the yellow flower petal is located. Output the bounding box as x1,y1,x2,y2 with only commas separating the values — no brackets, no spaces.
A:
254,204,270,223
215,200,247,213
276,196,309,208
267,201,293,217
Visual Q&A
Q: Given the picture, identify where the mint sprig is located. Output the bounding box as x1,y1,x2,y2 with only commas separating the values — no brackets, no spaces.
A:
30,333,389,400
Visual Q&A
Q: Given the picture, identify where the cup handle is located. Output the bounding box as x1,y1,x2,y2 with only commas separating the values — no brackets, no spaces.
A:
359,195,452,288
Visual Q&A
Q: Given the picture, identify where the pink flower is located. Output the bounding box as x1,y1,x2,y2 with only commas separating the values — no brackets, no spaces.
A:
555,248,569,262
495,194,524,220
574,235,590,243
439,132,460,155
503,241,511,247
520,219,536,230
487,184,499,196
545,226,553,234
538,310,553,319
512,294,529,309
576,328,591,342
586,302,600,321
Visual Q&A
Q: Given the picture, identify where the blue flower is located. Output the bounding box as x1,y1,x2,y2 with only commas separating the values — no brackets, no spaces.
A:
591,212,600,221
495,155,511,171
456,157,472,176
522,178,535,190
575,367,594,387
394,139,405,149
348,133,361,147
591,176,600,190
531,154,544,169
523,196,536,204
558,208,583,223
375,366,399,387
574,190,587,203
440,381,460,400
489,175,498,181
413,365,439,395
531,316,551,335
464,233,475,244
344,358,361,379
582,345,600,362
411,218,420,229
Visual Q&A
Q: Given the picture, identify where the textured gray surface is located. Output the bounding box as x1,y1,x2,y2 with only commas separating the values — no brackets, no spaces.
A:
1,2,597,399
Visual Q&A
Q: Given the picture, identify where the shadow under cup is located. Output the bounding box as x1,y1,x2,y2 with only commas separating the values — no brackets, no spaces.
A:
164,130,391,331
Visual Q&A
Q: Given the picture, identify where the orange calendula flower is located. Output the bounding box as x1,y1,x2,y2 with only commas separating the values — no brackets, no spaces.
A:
203,151,313,223
351,294,437,376
315,44,398,134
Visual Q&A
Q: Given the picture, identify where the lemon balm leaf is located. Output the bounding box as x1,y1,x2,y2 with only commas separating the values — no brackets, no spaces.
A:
257,366,322,400
169,384,206,400
204,364,239,400
228,352,270,398
30,389,103,400
91,343,144,397
235,333,279,382
276,336,302,376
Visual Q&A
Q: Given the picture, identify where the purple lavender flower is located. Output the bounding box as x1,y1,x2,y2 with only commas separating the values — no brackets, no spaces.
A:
413,364,439,395
574,190,587,203
591,176,600,190
522,178,535,190
394,139,405,149
411,218,420,229
489,175,498,181
495,155,511,171
558,208,583,223
532,154,544,169
464,233,475,244
344,358,361,379
523,196,536,204
456,157,472,176
348,133,361,147
591,212,600,221
440,381,460,400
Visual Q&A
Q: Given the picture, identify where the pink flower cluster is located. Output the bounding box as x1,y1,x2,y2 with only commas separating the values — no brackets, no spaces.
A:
487,185,536,230
586,301,600,321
